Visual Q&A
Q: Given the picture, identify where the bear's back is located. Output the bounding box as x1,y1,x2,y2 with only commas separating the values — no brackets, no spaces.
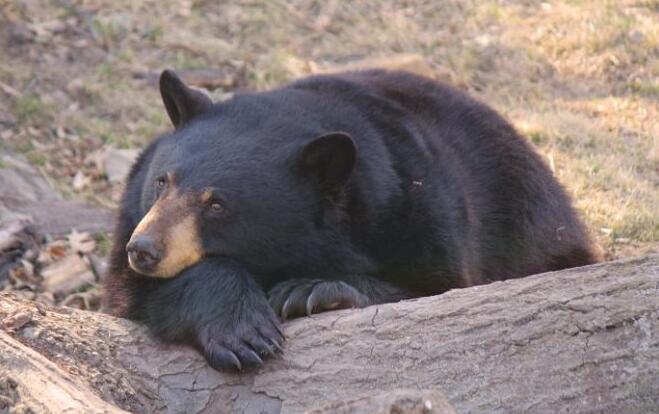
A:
288,70,597,287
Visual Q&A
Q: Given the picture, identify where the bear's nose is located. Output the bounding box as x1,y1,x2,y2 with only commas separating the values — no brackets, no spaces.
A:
126,236,161,272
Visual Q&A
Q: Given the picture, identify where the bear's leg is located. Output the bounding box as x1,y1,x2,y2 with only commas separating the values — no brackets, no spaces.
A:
268,275,411,320
141,258,284,371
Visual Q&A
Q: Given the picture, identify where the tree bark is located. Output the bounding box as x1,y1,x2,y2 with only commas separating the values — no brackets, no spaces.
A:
0,331,127,414
0,255,657,414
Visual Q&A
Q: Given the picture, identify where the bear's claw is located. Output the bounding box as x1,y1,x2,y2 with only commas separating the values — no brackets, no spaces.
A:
269,279,368,321
197,304,284,371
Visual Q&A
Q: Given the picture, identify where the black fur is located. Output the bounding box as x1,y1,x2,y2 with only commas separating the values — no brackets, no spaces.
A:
104,70,597,371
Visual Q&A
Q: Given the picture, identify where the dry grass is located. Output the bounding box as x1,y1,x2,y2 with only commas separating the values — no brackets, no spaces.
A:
0,0,657,259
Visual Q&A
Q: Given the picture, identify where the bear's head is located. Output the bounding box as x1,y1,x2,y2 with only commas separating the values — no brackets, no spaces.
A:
126,70,357,278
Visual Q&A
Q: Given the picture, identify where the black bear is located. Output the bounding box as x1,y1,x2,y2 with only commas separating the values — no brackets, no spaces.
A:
104,69,597,371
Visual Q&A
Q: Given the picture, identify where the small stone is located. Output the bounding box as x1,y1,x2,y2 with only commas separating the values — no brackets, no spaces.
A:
101,148,140,183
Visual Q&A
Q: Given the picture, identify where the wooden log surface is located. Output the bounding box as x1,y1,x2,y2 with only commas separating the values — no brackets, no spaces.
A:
0,255,657,414
0,331,127,414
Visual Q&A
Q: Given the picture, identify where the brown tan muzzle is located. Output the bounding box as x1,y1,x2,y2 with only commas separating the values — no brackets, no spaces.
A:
126,186,203,278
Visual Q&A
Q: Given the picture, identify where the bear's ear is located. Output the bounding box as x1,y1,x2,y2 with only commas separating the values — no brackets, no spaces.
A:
297,132,356,193
159,69,212,129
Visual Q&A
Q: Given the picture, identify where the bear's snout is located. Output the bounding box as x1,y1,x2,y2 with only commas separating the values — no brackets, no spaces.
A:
126,235,161,274
127,186,204,278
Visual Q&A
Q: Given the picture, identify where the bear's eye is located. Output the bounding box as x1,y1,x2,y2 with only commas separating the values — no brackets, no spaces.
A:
208,201,224,214
155,177,167,195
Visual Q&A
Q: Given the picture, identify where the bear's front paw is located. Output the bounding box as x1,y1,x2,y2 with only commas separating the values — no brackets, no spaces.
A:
268,279,368,320
197,305,284,372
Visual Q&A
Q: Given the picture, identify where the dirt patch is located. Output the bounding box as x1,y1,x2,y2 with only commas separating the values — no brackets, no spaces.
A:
0,1,657,307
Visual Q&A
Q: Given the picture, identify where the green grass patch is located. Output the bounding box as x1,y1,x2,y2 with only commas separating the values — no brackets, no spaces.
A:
25,151,47,166
94,232,113,256
630,80,659,98
14,94,48,125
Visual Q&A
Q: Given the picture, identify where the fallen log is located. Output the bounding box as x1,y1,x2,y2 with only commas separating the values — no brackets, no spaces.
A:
0,255,657,413
0,331,127,414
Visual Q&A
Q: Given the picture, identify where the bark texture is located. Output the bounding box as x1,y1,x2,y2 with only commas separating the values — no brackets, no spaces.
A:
0,331,127,414
0,255,657,414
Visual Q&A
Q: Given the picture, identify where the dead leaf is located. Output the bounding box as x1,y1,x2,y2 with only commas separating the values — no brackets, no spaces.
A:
72,170,91,191
20,259,34,278
8,263,40,289
38,240,69,263
41,254,94,297
67,229,95,254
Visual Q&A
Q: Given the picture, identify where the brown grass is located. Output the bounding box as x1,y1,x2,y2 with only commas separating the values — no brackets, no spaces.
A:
0,0,657,259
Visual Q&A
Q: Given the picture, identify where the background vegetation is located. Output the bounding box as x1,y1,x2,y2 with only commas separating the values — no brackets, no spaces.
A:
1,0,657,261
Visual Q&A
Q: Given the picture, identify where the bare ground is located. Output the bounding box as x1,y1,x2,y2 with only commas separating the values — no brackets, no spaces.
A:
0,1,657,308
